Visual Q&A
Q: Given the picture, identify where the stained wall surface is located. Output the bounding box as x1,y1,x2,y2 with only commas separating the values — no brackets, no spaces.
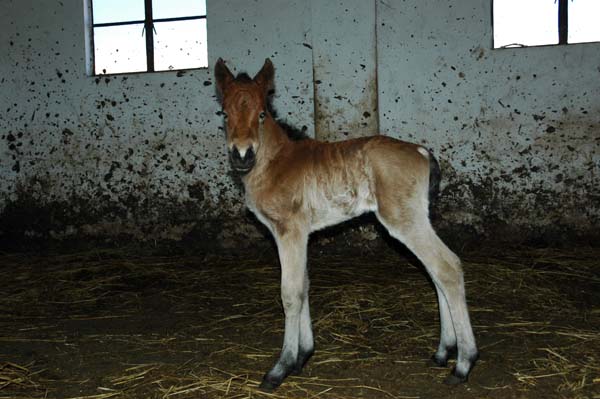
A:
1,0,598,247
311,0,379,140
0,0,314,245
376,0,599,239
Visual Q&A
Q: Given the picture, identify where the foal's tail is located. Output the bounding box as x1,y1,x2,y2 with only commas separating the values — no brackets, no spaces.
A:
428,150,441,212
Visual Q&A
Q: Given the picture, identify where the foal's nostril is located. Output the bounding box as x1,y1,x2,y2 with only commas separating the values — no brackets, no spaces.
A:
244,146,255,162
230,145,256,171
231,146,242,161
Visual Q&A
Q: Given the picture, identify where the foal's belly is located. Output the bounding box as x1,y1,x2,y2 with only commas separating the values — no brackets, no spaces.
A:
309,182,377,232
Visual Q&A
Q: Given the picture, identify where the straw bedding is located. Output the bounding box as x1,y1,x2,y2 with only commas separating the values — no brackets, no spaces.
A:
1,245,598,398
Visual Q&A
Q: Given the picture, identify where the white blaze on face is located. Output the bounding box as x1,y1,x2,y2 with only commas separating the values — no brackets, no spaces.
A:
228,142,253,158
237,146,249,158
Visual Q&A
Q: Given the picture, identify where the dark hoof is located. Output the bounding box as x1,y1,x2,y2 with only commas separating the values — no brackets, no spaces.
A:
443,368,468,385
427,354,448,368
291,349,314,376
427,346,456,368
259,375,281,392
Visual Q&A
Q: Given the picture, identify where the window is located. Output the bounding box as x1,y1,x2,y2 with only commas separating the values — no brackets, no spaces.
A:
88,0,208,75
493,0,600,48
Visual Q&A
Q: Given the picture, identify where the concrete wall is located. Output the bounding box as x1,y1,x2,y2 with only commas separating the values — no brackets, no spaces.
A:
311,0,378,140
0,0,314,246
1,0,598,248
376,0,599,239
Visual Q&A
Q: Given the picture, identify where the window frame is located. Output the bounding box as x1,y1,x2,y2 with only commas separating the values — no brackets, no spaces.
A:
492,0,597,49
88,0,207,75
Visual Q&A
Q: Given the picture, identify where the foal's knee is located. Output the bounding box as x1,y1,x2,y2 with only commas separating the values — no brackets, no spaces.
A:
281,285,304,314
282,296,302,314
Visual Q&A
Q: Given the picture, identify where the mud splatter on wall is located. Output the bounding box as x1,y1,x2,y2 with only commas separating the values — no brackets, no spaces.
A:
310,0,379,140
0,0,598,247
0,0,313,246
376,0,599,240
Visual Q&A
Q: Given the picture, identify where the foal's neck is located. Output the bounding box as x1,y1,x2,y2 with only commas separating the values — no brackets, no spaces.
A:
261,116,291,157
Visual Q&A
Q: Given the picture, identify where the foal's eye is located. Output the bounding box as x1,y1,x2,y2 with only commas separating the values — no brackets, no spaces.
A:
259,111,266,121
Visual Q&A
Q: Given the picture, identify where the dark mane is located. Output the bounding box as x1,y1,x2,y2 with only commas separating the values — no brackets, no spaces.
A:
267,98,309,141
234,72,253,83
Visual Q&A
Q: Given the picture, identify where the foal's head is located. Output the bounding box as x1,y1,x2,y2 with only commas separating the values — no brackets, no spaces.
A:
214,58,274,173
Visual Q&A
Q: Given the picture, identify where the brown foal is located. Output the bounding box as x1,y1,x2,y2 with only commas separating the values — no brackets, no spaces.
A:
214,58,478,391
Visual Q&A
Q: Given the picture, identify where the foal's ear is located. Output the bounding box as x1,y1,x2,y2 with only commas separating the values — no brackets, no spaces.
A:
253,58,274,97
214,58,234,99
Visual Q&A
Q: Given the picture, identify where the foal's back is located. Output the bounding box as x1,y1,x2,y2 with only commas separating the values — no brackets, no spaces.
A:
253,135,432,232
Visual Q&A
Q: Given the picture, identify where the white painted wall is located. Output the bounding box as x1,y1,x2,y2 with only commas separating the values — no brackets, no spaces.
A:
311,0,378,140
0,0,314,243
0,0,598,245
376,0,599,236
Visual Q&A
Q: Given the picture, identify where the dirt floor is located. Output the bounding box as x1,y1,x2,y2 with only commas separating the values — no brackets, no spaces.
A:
1,244,599,399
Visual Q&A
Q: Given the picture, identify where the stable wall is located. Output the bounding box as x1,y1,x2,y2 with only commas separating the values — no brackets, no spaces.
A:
376,1,599,239
0,0,314,246
1,0,598,248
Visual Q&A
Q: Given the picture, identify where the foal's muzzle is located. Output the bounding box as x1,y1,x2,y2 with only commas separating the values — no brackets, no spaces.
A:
229,146,256,173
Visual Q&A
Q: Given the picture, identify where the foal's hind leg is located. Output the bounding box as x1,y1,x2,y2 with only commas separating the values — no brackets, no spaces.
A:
377,212,478,383
430,284,457,367
260,228,311,391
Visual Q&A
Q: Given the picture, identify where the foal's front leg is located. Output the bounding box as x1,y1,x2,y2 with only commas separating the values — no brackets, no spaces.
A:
260,229,311,391
293,267,314,375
